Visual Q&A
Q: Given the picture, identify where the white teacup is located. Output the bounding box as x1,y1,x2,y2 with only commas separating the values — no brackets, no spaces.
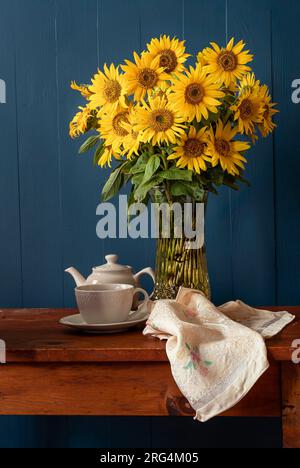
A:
75,283,149,324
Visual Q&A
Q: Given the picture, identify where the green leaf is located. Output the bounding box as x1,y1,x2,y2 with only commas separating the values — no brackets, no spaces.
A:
162,146,175,156
133,176,161,202
79,135,99,154
223,179,239,191
101,167,123,202
211,170,224,186
171,181,205,201
143,155,160,182
237,175,251,187
132,172,144,187
93,143,105,166
160,168,193,181
120,158,137,174
131,152,150,174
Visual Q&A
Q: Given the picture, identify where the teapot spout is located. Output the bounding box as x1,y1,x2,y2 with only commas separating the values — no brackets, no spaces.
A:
65,267,86,287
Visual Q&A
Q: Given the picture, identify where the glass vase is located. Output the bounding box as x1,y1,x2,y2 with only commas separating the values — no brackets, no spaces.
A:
150,187,211,301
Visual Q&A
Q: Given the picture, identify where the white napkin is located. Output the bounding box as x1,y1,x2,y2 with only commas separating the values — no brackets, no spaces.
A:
143,287,294,422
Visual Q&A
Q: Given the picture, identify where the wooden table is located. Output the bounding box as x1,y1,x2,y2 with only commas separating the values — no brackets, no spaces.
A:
0,307,299,448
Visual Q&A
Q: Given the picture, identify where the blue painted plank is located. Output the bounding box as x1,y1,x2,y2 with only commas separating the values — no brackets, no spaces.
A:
12,0,63,307
272,0,300,305
227,0,276,306
0,1,22,307
184,0,231,304
108,417,151,448
55,0,104,307
138,0,183,44
0,417,46,448
151,417,281,448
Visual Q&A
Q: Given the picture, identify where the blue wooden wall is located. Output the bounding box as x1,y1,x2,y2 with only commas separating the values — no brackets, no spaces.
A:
0,0,299,448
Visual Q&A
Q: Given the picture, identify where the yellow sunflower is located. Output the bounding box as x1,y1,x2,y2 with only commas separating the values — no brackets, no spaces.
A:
99,106,130,152
121,52,169,101
146,35,190,75
206,120,250,175
70,81,92,99
88,64,129,113
197,49,209,67
69,105,93,138
258,85,279,137
168,126,211,174
230,88,264,135
168,64,225,122
238,72,260,95
121,109,142,158
134,96,186,145
203,38,253,88
97,145,121,168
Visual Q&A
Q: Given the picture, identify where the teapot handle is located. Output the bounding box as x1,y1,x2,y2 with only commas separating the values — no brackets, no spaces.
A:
134,267,156,297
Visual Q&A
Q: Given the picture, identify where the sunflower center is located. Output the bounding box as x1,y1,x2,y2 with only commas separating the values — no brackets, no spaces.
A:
185,83,204,104
184,138,206,158
138,68,158,89
112,112,129,137
215,138,230,157
217,51,237,71
149,109,174,132
103,80,122,103
239,98,254,120
159,49,178,73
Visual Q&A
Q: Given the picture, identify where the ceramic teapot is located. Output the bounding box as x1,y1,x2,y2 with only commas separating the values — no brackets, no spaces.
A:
65,254,155,296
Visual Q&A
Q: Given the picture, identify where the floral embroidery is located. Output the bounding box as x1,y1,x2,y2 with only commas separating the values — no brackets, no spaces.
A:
184,343,213,376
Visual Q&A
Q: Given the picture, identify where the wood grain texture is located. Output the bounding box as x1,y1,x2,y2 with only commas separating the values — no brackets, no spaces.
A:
0,362,280,417
282,362,300,448
0,307,299,362
282,363,300,448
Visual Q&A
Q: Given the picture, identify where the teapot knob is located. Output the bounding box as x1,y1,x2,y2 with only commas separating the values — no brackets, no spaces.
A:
105,254,119,264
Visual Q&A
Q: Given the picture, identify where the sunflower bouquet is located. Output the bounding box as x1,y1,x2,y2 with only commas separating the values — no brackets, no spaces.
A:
69,35,277,299
70,35,277,205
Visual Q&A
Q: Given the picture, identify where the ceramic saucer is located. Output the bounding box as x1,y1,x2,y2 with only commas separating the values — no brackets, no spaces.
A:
59,312,148,334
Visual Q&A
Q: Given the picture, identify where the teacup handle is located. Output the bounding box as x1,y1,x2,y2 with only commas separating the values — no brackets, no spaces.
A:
133,287,149,306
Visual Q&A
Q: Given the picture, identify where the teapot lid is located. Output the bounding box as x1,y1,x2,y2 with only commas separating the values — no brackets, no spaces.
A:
94,254,131,272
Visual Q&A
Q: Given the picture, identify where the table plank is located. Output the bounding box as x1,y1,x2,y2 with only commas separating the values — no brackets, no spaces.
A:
0,362,281,417
282,362,300,448
0,307,299,362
